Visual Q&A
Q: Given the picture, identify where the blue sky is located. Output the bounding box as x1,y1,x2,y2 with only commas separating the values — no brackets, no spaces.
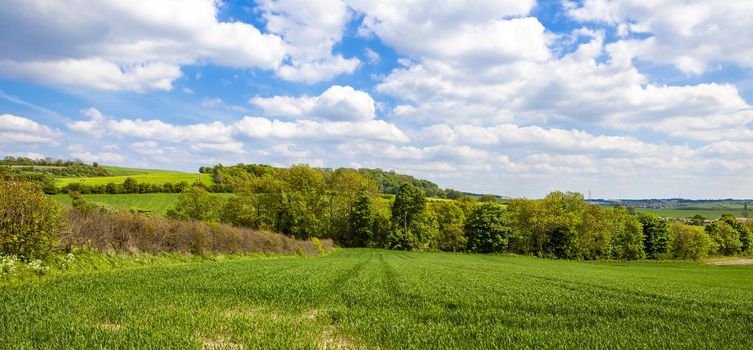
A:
2,0,753,199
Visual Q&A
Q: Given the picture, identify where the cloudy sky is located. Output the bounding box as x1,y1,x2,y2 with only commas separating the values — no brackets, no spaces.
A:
1,0,752,199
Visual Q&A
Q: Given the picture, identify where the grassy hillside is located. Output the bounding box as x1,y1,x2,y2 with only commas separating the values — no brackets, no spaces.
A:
55,173,213,187
51,193,234,215
2,249,752,348
100,166,180,176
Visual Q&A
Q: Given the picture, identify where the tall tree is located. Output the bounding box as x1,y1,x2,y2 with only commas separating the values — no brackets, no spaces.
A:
465,202,510,253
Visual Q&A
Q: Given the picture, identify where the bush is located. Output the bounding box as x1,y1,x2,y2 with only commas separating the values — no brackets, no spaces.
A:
66,210,333,255
465,203,510,253
0,180,67,259
670,222,711,260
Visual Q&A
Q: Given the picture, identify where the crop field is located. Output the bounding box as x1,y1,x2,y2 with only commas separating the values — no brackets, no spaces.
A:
2,249,752,349
100,166,182,176
633,207,749,219
55,172,213,187
50,193,235,215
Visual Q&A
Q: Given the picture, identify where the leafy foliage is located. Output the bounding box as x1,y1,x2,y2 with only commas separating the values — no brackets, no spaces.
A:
0,180,66,259
464,202,509,253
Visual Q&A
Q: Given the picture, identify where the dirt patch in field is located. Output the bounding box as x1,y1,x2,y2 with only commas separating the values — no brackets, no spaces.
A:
302,309,320,321
98,323,122,332
318,327,362,349
222,306,278,321
708,259,753,266
200,335,243,350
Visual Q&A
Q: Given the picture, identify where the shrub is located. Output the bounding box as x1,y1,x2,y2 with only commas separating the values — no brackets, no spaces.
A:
0,180,66,259
465,202,510,253
670,222,711,260
65,210,332,255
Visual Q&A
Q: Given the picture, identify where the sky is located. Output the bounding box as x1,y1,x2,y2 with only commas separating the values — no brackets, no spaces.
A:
1,0,753,199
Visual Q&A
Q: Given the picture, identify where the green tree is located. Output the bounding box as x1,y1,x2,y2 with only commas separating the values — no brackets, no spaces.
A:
431,201,466,251
391,183,426,233
0,180,66,259
465,202,510,253
705,221,742,255
610,207,645,260
123,177,139,193
478,194,497,203
281,165,325,238
639,214,672,259
347,190,374,247
388,183,437,250
167,185,223,221
670,222,711,260
720,215,751,253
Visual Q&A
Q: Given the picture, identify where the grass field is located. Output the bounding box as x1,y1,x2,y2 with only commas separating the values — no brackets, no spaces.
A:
55,173,213,187
2,249,752,349
633,207,749,219
100,166,182,176
51,193,234,215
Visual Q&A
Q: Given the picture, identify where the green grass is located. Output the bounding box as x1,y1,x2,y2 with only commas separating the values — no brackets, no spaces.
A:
634,207,749,219
2,249,752,349
55,172,213,187
601,206,750,219
50,193,234,216
100,166,182,176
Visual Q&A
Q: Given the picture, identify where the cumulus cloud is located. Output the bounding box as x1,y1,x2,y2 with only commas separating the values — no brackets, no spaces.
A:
0,113,60,144
235,117,408,142
0,0,285,91
566,0,753,74
251,85,376,121
66,107,408,144
258,0,359,82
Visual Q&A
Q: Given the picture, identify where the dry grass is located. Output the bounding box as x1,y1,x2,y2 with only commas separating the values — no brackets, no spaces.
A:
63,210,332,255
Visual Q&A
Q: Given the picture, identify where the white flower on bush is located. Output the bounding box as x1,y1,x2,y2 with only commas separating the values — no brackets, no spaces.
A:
1,255,20,278
27,259,49,275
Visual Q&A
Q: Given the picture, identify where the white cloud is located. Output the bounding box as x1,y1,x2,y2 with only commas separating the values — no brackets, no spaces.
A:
0,0,286,91
235,117,409,142
0,113,60,144
107,119,236,143
566,0,753,74
258,0,359,82
67,144,124,163
190,142,245,154
251,85,376,121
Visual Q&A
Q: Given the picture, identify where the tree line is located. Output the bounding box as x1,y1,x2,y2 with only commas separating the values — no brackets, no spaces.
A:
168,165,753,259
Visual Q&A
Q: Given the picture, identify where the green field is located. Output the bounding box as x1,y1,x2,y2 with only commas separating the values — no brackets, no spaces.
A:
56,172,213,187
633,207,749,219
2,249,752,349
100,166,182,176
51,193,234,215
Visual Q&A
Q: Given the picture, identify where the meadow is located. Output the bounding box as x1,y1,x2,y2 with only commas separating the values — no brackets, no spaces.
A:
55,172,213,187
51,193,234,216
2,249,752,349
